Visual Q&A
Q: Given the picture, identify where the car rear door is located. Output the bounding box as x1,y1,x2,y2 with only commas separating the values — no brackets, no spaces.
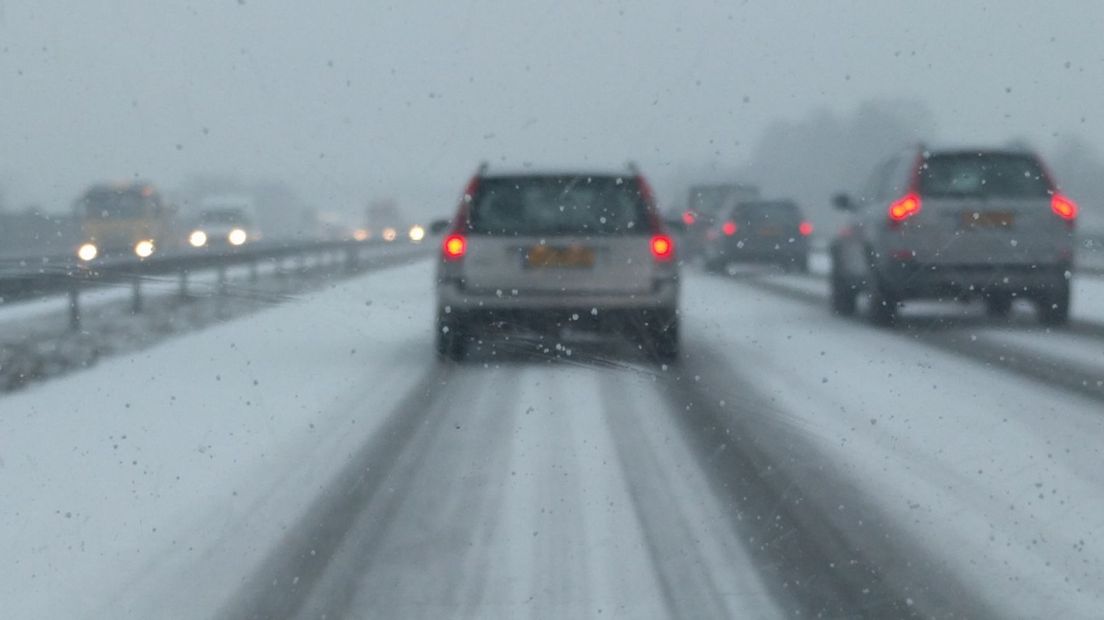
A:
460,175,659,295
893,153,1071,267
463,235,656,294
908,195,1065,266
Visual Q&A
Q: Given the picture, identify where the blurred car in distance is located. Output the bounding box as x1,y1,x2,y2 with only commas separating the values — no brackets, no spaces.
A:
435,164,680,362
830,146,1077,325
703,199,812,273
189,195,257,249
74,182,173,261
682,183,760,260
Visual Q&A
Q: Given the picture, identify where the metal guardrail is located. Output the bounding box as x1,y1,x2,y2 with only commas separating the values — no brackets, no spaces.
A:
0,239,414,329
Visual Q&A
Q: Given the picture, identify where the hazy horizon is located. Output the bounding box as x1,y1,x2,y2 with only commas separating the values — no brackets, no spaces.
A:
2,0,1103,223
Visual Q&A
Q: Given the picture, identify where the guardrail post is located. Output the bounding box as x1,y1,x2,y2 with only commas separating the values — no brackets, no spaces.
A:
131,275,142,314
345,247,356,272
68,280,81,330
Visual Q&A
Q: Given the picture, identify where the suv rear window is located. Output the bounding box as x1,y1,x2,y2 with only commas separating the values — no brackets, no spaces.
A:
733,201,801,224
467,176,651,236
918,153,1051,198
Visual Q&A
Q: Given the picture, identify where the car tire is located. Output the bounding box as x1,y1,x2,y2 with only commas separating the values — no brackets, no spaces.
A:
1037,279,1070,326
869,280,899,326
830,272,857,317
435,311,467,361
985,293,1013,319
645,310,679,363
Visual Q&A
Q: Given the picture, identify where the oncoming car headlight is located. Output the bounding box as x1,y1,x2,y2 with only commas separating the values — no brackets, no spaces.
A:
134,239,155,258
228,228,248,246
189,230,208,248
77,243,98,261
408,224,426,242
382,227,397,242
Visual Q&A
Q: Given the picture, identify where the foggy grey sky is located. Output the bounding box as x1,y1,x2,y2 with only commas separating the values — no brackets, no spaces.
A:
2,0,1103,221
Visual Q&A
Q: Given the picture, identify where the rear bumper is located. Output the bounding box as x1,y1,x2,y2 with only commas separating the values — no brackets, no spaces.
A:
436,279,678,312
711,239,807,261
878,261,1070,297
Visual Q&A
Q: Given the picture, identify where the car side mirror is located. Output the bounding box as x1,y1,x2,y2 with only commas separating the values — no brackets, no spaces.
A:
429,219,450,234
831,193,853,211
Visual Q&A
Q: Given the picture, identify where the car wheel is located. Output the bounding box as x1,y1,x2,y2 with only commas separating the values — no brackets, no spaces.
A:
869,281,899,326
435,311,467,361
1037,279,1070,326
644,310,679,363
985,293,1013,319
830,271,857,317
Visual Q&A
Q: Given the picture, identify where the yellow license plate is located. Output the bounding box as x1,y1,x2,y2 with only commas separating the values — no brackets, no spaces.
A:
964,211,1015,227
526,245,595,268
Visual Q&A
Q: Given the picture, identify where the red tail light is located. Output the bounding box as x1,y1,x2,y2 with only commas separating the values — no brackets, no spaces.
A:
443,233,467,260
1051,194,1078,221
889,193,922,223
650,234,674,260
798,221,814,236
722,221,738,236
682,211,696,226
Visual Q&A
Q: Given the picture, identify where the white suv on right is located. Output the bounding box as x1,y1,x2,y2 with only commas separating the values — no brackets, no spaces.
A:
830,146,1077,325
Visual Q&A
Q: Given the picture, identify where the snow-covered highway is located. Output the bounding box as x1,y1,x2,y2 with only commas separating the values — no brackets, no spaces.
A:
2,259,1103,618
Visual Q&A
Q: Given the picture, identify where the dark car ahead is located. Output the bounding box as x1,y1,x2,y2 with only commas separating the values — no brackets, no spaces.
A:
830,146,1077,325
681,183,760,260
703,200,812,272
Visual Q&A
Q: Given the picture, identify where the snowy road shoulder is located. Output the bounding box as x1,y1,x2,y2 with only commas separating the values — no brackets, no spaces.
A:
0,260,436,619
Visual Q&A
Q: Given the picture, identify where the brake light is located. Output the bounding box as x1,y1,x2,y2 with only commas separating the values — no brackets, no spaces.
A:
1051,194,1078,221
651,234,674,260
443,233,466,260
682,211,696,226
889,193,922,223
722,221,738,236
798,221,814,236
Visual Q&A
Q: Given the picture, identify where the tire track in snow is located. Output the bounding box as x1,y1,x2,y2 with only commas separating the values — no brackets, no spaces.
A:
327,365,520,618
655,341,1002,618
599,371,779,618
216,361,455,619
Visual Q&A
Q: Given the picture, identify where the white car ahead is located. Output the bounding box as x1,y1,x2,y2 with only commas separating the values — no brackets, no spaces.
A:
435,165,680,362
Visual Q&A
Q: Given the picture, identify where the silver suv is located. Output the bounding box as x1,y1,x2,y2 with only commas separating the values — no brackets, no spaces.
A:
435,165,680,361
830,147,1078,325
